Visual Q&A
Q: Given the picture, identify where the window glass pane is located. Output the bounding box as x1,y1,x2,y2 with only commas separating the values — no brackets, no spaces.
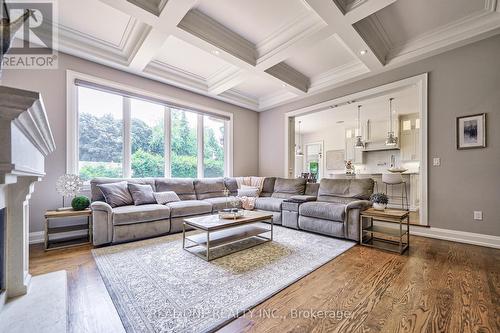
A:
203,116,225,177
131,99,165,177
78,87,123,181
171,109,198,178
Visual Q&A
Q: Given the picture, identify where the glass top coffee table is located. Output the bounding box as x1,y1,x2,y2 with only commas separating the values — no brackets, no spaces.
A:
183,211,274,261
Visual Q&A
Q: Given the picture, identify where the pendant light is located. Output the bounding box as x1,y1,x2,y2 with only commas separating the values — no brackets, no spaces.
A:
295,120,303,156
354,104,365,149
385,98,398,146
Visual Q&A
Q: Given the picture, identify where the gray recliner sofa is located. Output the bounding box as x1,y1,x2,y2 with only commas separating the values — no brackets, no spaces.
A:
297,178,374,241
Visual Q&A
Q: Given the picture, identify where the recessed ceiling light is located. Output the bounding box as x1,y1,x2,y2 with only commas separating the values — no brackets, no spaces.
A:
212,50,220,55
360,50,368,55
281,83,287,87
336,120,344,124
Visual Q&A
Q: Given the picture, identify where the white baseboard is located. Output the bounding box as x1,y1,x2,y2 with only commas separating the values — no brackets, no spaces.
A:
29,231,44,244
376,221,500,249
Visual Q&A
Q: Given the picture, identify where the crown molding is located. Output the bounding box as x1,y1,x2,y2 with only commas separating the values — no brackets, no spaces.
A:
309,60,369,91
259,90,297,110
207,67,247,94
220,89,259,110
144,60,208,91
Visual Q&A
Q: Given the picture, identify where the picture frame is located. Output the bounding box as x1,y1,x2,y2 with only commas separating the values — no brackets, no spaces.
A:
456,113,486,150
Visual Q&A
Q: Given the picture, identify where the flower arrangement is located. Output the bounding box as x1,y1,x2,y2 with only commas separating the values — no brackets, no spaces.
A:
370,193,389,210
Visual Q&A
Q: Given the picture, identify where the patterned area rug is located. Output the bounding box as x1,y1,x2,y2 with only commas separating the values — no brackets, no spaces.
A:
92,224,355,333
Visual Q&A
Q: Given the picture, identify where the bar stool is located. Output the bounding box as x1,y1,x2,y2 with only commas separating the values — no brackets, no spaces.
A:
382,173,409,211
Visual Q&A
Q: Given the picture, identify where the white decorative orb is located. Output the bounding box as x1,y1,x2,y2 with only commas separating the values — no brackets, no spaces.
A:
56,174,83,197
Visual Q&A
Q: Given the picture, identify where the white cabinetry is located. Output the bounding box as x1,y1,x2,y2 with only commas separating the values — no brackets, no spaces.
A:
400,114,420,161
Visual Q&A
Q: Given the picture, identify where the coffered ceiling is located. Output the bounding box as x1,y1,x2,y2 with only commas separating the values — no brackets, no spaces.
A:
45,0,500,111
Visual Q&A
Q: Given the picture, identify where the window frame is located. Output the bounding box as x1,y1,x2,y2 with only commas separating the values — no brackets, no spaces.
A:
67,70,233,185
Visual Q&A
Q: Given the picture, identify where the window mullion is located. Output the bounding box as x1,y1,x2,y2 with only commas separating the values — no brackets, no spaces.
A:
197,114,204,178
123,97,131,178
164,107,171,178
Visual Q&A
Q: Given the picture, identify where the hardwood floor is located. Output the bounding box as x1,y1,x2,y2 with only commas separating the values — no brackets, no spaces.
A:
29,236,499,333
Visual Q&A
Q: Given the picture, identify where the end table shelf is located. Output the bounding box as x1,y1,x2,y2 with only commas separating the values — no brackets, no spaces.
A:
44,209,92,250
360,208,410,254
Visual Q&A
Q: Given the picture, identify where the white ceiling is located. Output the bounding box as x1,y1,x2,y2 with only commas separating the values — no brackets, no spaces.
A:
296,85,418,134
29,0,500,111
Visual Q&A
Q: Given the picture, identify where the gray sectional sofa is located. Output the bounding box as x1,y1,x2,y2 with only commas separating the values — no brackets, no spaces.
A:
90,176,374,246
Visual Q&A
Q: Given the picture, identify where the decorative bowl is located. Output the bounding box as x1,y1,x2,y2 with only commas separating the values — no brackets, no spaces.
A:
373,203,387,211
387,167,408,173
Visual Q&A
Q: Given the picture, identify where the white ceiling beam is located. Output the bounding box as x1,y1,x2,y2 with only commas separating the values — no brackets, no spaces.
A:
207,68,248,95
344,0,399,24
174,10,307,96
305,0,385,70
98,0,160,26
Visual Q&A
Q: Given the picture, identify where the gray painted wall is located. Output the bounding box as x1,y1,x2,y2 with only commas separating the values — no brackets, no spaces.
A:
259,35,500,236
1,52,259,233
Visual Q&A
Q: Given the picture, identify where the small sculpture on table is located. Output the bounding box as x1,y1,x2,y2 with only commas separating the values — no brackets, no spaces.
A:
345,160,355,175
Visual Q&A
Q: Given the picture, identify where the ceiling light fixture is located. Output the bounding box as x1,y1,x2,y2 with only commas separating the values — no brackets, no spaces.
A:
355,105,365,149
281,83,287,88
212,50,220,56
360,50,368,55
385,97,398,146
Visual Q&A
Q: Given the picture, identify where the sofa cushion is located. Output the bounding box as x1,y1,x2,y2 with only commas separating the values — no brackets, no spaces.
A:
299,202,345,222
254,197,284,212
97,181,133,208
91,178,156,202
155,179,196,200
318,178,374,201
271,178,307,199
259,177,276,197
194,178,226,200
224,177,239,196
203,196,241,212
154,191,180,205
112,204,171,226
166,200,212,218
128,183,156,205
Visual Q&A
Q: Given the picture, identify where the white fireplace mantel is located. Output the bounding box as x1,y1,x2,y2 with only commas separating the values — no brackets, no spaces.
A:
0,85,56,307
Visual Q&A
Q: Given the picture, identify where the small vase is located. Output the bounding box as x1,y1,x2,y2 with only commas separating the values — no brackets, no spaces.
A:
373,203,386,211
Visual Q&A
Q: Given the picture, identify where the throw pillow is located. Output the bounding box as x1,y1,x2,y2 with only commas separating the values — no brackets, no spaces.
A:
154,191,181,205
240,196,256,210
128,183,156,206
238,187,259,197
97,181,133,208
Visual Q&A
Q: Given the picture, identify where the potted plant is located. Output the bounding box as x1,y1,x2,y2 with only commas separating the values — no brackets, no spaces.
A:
370,193,389,211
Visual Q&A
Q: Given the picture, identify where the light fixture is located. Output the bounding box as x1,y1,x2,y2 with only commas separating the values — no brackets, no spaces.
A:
360,50,368,55
354,105,365,149
295,120,304,156
385,97,398,146
281,83,287,88
212,50,220,55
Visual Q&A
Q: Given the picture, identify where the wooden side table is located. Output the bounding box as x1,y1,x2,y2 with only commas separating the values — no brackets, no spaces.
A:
360,208,409,254
44,209,92,250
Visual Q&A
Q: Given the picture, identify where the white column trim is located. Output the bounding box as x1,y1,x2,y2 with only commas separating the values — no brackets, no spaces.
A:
164,107,171,178
197,114,204,178
123,97,132,178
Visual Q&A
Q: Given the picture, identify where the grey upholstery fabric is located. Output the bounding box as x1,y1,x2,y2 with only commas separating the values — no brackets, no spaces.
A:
91,178,156,202
282,211,299,229
166,200,212,217
194,178,226,200
237,188,259,197
156,179,196,200
298,216,344,238
289,195,317,202
224,177,239,196
113,219,171,244
170,216,203,234
202,196,241,212
91,201,113,245
259,177,276,197
271,178,306,199
97,181,133,208
299,202,345,222
318,178,374,201
128,183,156,205
112,204,171,226
153,191,180,205
254,197,284,212
254,210,281,224
305,183,320,196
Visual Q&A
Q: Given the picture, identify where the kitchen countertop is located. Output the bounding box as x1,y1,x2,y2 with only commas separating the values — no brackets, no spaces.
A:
327,172,420,176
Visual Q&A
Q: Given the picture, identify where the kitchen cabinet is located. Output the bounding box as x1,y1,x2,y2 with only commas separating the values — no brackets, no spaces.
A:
400,114,420,161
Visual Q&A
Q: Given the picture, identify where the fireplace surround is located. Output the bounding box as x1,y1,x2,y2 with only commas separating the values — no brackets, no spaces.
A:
0,86,55,310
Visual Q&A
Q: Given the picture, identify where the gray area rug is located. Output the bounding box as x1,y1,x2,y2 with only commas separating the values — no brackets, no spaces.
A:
92,224,355,333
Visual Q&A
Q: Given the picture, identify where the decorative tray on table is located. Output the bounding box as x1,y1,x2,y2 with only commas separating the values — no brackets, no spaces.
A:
218,209,244,219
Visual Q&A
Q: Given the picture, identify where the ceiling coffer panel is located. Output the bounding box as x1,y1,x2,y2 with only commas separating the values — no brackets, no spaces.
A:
126,0,168,16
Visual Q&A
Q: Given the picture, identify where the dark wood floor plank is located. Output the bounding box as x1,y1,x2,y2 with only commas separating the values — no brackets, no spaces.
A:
29,236,500,333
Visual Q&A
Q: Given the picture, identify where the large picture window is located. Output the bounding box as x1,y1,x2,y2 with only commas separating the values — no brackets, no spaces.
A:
69,74,231,181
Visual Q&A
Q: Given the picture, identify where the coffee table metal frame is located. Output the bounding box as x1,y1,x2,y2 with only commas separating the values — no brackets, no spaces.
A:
182,212,274,261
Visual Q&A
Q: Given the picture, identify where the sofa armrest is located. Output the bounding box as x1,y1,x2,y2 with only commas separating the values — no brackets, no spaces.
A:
91,201,113,245
289,195,317,202
345,200,372,212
